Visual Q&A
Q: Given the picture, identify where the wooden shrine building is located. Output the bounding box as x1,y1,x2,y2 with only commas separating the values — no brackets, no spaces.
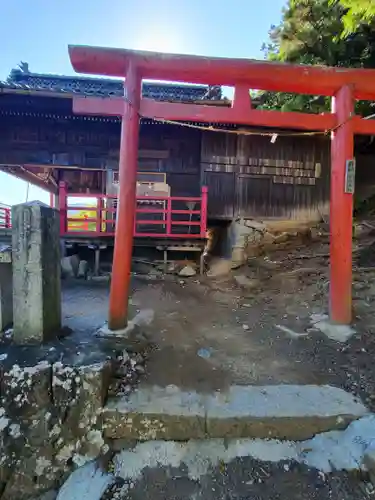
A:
0,63,335,232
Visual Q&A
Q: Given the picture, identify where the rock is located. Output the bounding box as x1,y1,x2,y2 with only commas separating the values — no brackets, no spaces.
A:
231,247,246,269
207,258,232,277
148,268,163,278
363,443,375,481
122,350,130,363
1,443,56,500
34,491,58,500
57,326,73,340
77,260,89,279
133,354,144,365
132,262,154,275
243,219,266,232
3,361,52,419
62,361,112,438
61,255,80,278
262,232,276,245
273,233,289,244
234,275,260,290
0,354,116,500
178,265,196,277
353,223,372,239
56,461,114,500
166,262,180,274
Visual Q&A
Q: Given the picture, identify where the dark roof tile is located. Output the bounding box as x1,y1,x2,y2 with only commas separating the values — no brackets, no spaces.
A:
1,63,222,102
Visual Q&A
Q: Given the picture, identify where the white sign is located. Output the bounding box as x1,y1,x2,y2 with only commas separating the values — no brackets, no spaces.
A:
345,159,356,194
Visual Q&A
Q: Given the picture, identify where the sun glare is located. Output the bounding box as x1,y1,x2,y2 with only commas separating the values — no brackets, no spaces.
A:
134,32,181,54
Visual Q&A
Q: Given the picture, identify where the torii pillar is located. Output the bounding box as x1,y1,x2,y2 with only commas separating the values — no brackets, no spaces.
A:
330,86,354,324
108,63,141,330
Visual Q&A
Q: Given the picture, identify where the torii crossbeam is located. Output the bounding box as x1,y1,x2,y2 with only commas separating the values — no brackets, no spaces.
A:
68,44,375,330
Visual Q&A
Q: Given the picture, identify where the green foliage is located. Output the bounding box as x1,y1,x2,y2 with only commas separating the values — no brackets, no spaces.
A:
260,0,375,113
339,0,375,33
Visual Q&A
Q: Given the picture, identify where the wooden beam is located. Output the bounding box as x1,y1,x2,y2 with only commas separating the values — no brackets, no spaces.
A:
0,165,56,193
73,96,124,116
233,84,252,111
69,45,375,99
69,96,375,134
73,94,336,131
141,98,336,131
353,116,375,136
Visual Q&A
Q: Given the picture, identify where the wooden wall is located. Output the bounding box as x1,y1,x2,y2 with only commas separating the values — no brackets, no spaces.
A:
0,114,202,196
201,131,331,221
0,96,333,221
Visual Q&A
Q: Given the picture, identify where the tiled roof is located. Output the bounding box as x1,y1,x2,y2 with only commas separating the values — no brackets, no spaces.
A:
1,62,222,102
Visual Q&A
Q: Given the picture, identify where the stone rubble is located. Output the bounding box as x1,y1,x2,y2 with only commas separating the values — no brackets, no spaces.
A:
221,217,315,270
0,358,115,500
61,255,80,278
178,265,197,277
108,350,147,397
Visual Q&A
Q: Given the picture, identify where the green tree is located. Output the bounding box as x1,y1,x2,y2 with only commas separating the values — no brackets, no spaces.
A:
259,0,375,113
339,0,375,33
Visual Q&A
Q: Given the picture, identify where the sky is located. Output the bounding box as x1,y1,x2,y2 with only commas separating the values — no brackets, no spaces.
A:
0,0,285,205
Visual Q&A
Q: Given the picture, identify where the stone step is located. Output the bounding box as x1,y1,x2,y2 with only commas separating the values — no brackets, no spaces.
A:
102,384,368,442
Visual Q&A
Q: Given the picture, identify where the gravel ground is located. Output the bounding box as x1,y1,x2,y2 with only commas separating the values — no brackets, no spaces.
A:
102,459,373,500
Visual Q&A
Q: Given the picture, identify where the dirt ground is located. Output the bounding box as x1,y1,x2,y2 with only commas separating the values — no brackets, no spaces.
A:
126,239,375,416
61,235,375,500
104,459,373,500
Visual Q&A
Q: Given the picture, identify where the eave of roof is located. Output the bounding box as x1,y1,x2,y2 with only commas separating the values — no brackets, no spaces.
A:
1,63,223,102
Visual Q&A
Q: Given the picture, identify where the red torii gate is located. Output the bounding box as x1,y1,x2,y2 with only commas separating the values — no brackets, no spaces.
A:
68,45,375,331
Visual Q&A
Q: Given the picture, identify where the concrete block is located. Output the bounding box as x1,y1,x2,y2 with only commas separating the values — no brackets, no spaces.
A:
12,202,61,344
103,385,206,441
205,385,367,440
102,384,368,442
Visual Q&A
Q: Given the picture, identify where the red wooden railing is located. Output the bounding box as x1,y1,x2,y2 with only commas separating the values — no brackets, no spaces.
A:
58,181,208,239
0,205,11,229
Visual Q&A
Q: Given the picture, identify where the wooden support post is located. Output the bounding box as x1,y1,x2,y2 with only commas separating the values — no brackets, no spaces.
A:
94,248,100,276
96,197,103,234
163,249,168,274
108,63,141,330
200,186,208,237
4,209,10,229
58,181,67,235
233,84,252,111
330,86,354,324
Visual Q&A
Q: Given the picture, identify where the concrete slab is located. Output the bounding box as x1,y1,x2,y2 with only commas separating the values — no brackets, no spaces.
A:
310,313,355,342
103,384,368,441
103,385,206,441
113,415,375,485
56,461,114,500
205,385,367,440
96,309,154,339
